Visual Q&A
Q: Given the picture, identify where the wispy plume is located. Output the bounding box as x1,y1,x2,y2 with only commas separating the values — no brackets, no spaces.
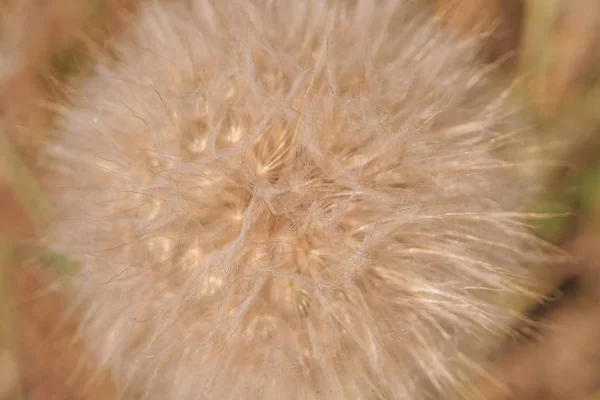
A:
42,0,552,398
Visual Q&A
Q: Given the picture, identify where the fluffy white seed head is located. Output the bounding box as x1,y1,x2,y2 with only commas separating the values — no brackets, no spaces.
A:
43,0,547,398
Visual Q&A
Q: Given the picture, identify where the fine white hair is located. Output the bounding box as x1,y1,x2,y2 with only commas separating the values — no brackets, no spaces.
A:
43,0,549,398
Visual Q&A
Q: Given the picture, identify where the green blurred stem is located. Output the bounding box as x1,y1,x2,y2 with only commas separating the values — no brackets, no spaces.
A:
520,0,561,99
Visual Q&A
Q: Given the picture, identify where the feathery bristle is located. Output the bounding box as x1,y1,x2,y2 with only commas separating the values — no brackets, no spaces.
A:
42,0,547,398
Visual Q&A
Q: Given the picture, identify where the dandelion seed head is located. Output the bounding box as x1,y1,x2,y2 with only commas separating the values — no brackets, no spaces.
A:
43,0,548,399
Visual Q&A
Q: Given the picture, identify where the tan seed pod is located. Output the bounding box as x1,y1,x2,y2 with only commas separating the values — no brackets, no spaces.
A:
42,0,552,399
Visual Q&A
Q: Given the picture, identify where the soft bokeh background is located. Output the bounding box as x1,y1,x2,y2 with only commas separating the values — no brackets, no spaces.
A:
1,0,600,398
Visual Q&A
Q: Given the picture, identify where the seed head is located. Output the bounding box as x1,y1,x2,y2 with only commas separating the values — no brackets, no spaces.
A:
43,1,547,399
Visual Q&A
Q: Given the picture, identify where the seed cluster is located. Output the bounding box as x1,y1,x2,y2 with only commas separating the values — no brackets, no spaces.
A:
43,1,545,399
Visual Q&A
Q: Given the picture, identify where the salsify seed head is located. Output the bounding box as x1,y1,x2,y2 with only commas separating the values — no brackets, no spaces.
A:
43,0,548,399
